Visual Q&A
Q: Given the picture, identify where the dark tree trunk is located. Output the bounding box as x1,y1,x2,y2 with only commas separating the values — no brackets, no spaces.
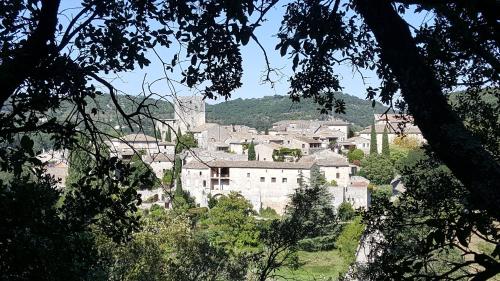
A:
354,0,500,218
0,0,61,110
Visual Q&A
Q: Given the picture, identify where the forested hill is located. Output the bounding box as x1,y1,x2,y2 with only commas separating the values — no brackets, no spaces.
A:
58,93,386,134
208,94,387,130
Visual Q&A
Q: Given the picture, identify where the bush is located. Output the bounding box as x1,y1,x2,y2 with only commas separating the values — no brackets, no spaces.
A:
338,202,355,221
297,234,338,252
359,155,394,185
259,207,280,219
348,148,364,163
336,216,365,265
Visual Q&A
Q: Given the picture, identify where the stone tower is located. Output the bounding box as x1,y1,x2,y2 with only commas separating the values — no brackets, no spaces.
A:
174,96,206,133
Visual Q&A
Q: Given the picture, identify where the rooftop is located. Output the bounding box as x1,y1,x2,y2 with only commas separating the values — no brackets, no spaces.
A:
184,160,315,170
359,124,421,134
143,153,175,163
118,133,159,142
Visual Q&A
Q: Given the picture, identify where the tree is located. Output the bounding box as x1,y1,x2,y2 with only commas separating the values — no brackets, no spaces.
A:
255,180,338,281
337,202,355,221
272,147,301,162
392,135,421,150
347,148,364,163
201,192,260,251
129,153,159,190
66,140,94,188
381,126,390,157
275,0,500,218
96,211,248,281
175,132,197,154
370,123,378,155
362,147,500,280
247,141,256,161
162,169,174,186
359,155,394,185
165,127,172,142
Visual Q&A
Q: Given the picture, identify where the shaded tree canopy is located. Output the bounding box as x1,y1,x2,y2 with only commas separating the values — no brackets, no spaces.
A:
1,0,498,216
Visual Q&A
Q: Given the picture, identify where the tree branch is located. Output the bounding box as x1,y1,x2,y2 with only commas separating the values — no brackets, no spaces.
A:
354,0,500,219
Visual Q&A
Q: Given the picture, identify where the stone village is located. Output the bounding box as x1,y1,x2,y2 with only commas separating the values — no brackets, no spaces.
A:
39,96,425,214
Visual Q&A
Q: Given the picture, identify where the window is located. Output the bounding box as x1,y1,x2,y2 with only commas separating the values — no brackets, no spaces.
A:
199,171,202,176
302,144,305,148
282,178,288,183
203,180,206,187
336,173,340,179
260,177,265,182
271,177,276,183
247,173,250,178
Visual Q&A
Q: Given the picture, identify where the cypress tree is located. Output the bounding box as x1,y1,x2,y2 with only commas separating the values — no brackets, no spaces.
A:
382,126,390,157
370,122,378,155
166,127,172,142
248,141,256,160
177,127,182,139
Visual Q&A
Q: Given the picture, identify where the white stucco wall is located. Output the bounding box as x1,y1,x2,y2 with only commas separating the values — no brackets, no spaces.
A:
182,166,311,214
319,165,351,187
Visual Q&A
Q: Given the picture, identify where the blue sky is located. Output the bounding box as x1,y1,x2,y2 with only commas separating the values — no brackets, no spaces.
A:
79,2,431,105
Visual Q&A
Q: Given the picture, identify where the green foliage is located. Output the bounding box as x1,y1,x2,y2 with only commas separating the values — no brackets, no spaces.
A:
297,233,340,252
272,147,302,162
359,155,394,185
162,169,173,186
338,202,355,221
347,148,365,163
370,185,393,202
329,179,338,186
363,147,500,280
255,182,339,280
129,154,159,190
259,207,280,219
207,194,219,209
247,140,256,161
173,177,195,213
175,132,197,153
0,138,141,280
370,123,378,155
382,127,390,157
165,127,172,142
336,216,365,267
95,212,248,281
208,94,387,130
389,145,410,166
201,192,260,251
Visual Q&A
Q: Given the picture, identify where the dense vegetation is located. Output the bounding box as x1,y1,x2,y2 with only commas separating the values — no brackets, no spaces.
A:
208,94,387,130
52,93,386,137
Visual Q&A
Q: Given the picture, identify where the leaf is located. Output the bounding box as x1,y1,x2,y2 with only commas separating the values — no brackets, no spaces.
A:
292,55,299,71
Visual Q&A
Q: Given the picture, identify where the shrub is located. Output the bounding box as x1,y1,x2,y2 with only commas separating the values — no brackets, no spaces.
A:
336,216,365,265
359,155,394,185
347,148,364,163
338,202,355,221
297,234,338,252
259,207,280,219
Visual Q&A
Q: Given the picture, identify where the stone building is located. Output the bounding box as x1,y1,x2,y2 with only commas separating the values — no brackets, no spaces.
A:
107,133,174,159
331,176,371,210
156,96,206,140
182,160,314,213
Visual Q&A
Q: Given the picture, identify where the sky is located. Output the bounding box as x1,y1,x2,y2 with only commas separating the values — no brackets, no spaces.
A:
73,2,431,105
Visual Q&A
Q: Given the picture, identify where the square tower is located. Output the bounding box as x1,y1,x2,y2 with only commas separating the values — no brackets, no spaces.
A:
174,96,206,133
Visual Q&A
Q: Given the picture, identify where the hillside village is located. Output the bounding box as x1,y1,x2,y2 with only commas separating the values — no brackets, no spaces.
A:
39,96,425,214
